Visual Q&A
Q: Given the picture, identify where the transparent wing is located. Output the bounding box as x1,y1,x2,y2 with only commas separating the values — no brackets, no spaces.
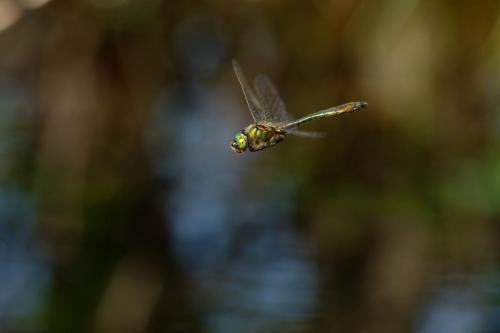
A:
253,74,291,124
232,60,267,122
287,129,326,138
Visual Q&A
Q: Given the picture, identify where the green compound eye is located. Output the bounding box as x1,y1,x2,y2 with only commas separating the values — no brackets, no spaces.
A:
231,133,247,153
234,133,247,150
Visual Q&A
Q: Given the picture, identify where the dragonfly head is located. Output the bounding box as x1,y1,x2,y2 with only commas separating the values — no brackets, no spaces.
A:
231,132,248,153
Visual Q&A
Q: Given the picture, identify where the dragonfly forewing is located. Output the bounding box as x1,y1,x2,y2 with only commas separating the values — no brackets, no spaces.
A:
232,60,267,122
253,74,291,123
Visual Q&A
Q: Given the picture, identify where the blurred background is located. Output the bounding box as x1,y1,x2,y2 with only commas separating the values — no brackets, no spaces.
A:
1,0,500,332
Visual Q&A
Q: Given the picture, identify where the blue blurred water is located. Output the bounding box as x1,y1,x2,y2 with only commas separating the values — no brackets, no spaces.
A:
0,188,51,323
0,78,51,328
144,15,320,332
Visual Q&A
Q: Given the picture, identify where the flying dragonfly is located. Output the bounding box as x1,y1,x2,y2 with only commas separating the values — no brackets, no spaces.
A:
230,59,367,153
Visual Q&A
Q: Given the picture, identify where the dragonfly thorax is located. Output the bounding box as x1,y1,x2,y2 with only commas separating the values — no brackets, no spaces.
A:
230,124,286,154
244,123,287,152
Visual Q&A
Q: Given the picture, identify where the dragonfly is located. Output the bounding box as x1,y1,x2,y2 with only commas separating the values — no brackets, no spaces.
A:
230,59,367,153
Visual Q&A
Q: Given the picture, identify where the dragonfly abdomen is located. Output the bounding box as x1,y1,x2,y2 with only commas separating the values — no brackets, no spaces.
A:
282,101,367,130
